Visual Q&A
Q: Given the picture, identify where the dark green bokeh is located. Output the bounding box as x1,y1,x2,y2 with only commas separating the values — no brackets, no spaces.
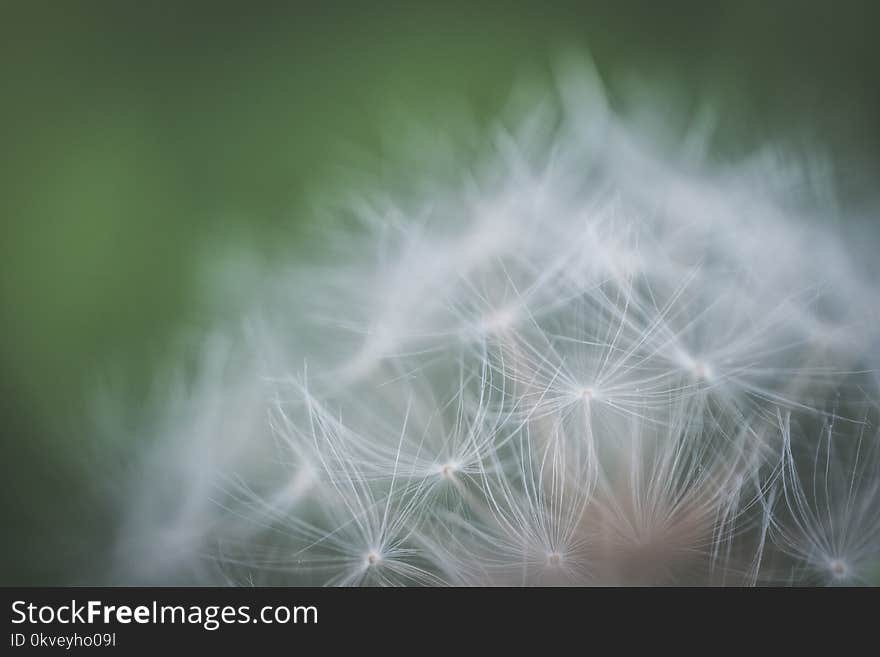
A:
1,1,878,584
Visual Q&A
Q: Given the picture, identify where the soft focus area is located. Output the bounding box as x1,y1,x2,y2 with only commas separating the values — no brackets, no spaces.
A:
1,1,879,585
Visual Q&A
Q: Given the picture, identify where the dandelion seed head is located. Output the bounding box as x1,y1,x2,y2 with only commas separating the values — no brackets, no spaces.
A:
439,462,458,480
691,360,712,381
828,558,849,580
107,50,880,588
578,386,598,402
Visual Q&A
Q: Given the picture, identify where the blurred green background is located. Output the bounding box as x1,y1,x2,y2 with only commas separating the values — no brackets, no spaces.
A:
1,1,878,584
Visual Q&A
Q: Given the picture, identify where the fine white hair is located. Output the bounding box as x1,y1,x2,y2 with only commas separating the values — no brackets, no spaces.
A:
108,53,879,586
